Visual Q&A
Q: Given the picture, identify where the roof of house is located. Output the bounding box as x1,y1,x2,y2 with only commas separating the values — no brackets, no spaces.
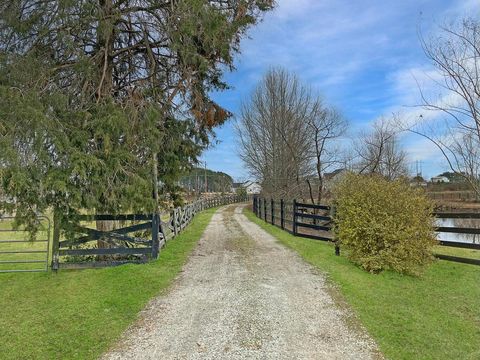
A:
324,168,347,181
232,181,259,188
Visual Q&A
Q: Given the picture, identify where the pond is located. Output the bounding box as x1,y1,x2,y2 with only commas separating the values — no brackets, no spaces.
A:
435,218,480,244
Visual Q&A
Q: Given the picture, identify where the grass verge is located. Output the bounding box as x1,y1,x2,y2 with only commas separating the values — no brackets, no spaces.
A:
0,207,217,360
244,208,480,360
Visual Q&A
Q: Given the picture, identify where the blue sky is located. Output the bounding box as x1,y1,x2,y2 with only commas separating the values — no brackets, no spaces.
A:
201,0,479,181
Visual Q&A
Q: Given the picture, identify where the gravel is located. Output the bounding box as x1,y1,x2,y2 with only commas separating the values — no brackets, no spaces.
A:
102,204,382,360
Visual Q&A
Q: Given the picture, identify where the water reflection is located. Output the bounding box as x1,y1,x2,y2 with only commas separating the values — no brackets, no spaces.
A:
436,218,480,244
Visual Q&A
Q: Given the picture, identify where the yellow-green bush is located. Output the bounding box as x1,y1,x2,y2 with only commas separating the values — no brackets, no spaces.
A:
333,173,437,275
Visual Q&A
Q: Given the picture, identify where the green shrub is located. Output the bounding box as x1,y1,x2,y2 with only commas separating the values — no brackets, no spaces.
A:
333,173,437,275
236,186,247,197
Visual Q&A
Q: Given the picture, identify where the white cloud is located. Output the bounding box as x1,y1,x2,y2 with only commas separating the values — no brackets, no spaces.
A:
206,0,479,178
404,136,442,162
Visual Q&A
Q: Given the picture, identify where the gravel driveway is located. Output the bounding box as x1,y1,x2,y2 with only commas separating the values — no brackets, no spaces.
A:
102,204,381,360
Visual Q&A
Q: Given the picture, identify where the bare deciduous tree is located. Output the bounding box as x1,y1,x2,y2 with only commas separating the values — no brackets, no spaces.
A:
306,106,346,203
237,68,347,201
237,68,313,199
411,18,480,196
452,132,480,194
355,117,408,180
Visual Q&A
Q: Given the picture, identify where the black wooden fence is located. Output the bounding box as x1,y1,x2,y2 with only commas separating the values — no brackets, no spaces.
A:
252,196,480,265
434,212,480,265
253,197,339,255
52,195,249,270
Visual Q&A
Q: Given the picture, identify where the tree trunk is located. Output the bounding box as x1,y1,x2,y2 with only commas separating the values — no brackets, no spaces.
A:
153,152,160,213
95,0,115,255
96,0,114,100
96,218,113,248
317,175,323,204
306,179,315,205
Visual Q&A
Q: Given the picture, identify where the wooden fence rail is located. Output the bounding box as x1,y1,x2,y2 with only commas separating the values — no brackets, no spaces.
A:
433,211,480,265
253,197,338,255
253,196,480,266
52,194,249,270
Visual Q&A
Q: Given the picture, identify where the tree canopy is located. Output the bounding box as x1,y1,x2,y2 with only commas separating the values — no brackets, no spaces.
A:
0,0,273,232
236,67,346,200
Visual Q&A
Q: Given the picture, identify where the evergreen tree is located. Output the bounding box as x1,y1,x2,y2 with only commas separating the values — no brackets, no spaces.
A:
0,0,273,233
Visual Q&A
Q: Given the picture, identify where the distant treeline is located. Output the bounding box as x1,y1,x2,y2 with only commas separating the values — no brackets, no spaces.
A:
179,168,233,193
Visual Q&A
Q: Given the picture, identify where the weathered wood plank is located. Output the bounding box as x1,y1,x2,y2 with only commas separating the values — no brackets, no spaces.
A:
295,222,331,232
294,213,331,221
59,222,152,247
436,227,480,235
65,224,151,244
151,214,160,259
59,247,152,256
435,254,480,266
438,240,480,250
75,214,151,221
58,259,148,269
296,202,330,210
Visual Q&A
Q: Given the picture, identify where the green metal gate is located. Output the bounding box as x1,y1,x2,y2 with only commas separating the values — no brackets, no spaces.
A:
0,216,51,273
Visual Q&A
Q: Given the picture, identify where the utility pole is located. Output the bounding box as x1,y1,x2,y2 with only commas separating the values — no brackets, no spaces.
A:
415,160,423,178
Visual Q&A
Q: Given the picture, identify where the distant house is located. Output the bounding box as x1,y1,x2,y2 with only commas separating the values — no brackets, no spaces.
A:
232,180,261,194
410,175,428,187
431,176,450,183
324,168,349,191
244,181,261,194
435,171,467,183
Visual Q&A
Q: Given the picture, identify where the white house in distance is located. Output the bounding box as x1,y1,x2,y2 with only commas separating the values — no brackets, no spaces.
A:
232,180,262,194
431,175,450,183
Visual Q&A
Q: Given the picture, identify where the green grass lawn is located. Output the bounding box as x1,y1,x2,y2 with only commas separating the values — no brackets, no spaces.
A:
433,244,480,260
244,208,480,360
0,207,216,360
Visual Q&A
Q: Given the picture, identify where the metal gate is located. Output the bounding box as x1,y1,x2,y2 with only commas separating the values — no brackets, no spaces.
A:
0,216,51,273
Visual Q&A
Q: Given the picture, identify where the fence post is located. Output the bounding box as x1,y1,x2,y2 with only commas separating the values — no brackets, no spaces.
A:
280,199,285,230
331,204,340,256
173,208,178,236
292,199,297,236
51,208,61,271
271,198,274,225
253,196,257,215
151,213,160,259
261,198,264,220
264,198,267,222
